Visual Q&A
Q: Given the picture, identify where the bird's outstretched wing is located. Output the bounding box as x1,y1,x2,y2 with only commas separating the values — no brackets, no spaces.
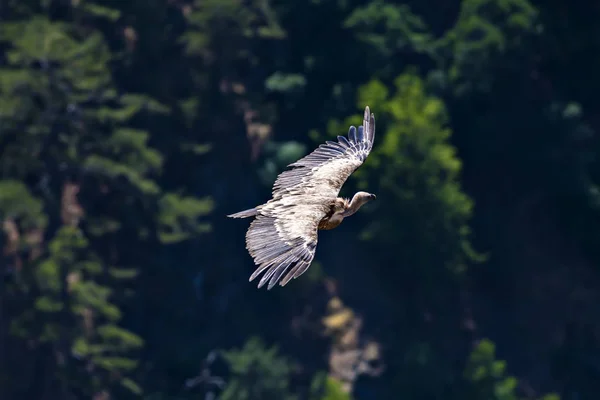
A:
244,106,376,289
245,201,324,289
271,106,376,200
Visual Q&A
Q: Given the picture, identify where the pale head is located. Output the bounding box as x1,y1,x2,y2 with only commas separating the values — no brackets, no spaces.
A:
341,191,376,217
353,191,376,205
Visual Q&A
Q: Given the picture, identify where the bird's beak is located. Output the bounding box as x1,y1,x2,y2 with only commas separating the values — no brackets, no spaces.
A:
370,194,377,200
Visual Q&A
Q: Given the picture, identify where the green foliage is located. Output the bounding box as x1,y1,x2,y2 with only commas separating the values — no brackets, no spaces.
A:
310,374,352,400
220,338,298,400
345,0,434,56
76,1,121,22
466,339,519,400
157,194,213,244
466,339,560,400
0,180,47,228
265,72,307,94
182,0,285,59
329,72,482,276
1,0,599,399
320,378,351,400
9,225,144,394
0,4,213,398
433,0,539,93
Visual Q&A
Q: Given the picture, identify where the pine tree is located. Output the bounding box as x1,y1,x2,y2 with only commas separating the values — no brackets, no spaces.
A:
0,5,212,398
220,338,298,400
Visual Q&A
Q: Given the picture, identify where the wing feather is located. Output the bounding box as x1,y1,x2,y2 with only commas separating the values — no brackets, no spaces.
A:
272,106,376,200
245,205,321,289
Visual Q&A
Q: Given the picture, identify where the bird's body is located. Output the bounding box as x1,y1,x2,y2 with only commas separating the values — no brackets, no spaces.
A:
228,106,377,289
318,198,347,230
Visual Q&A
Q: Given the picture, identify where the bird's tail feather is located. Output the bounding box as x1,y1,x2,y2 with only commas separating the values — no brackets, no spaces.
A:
227,207,259,218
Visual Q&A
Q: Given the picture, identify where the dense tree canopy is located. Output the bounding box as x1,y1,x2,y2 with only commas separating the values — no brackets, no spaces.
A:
1,0,599,399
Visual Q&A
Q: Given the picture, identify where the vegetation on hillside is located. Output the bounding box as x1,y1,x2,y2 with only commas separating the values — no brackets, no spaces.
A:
1,1,599,399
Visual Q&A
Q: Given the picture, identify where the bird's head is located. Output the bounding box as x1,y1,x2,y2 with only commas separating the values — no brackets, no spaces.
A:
341,192,377,217
354,191,377,205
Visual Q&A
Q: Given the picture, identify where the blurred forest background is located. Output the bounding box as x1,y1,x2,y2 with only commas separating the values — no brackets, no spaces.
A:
1,0,599,399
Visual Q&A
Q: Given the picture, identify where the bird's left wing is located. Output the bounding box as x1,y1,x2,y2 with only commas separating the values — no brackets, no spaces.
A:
271,106,376,200
245,199,327,289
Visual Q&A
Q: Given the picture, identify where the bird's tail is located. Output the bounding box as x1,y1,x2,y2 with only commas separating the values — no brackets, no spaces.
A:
227,207,259,218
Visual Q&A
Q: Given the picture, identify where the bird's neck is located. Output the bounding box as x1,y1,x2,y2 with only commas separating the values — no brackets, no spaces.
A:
340,195,363,217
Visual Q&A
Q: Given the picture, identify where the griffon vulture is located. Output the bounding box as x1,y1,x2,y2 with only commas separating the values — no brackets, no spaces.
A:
228,106,376,289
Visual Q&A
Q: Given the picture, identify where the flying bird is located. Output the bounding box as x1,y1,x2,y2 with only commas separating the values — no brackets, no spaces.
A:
228,106,377,290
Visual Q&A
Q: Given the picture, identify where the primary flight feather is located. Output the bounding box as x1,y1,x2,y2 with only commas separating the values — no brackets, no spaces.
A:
228,106,377,289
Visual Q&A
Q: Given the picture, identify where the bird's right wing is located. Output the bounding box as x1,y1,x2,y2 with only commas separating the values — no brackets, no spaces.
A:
271,106,376,200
